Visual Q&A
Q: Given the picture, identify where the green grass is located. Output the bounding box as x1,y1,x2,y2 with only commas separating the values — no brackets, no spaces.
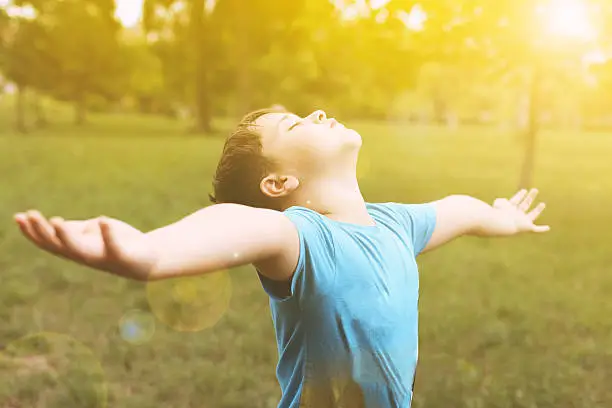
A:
1,102,612,407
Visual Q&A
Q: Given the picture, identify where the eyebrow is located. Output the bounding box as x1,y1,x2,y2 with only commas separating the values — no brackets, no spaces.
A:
276,114,300,134
276,114,290,133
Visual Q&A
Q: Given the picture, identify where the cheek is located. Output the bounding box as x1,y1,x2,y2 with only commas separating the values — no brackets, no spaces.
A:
279,128,348,167
297,139,340,161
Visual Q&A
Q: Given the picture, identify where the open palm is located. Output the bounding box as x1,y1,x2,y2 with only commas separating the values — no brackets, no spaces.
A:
14,210,153,275
493,189,550,233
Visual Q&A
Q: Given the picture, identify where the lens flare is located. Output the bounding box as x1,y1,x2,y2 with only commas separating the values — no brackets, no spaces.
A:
146,271,232,332
299,376,365,408
0,332,107,408
118,310,156,345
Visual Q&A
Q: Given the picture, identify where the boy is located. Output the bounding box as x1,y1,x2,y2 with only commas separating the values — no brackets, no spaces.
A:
14,108,549,407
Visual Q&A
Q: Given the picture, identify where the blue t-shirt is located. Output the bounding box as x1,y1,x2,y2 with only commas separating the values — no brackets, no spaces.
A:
258,202,437,408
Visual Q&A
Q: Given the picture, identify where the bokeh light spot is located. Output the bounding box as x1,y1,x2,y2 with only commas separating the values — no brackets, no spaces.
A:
118,310,156,345
299,376,365,408
146,271,232,332
172,279,200,305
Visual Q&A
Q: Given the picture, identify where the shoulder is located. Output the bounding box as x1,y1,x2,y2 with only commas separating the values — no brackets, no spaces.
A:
365,202,410,226
370,202,437,255
254,205,335,283
368,201,436,221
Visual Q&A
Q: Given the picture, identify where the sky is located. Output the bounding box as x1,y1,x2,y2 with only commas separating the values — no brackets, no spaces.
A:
115,0,145,27
0,0,144,26
0,0,598,36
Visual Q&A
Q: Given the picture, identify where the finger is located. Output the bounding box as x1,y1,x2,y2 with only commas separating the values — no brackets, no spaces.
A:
15,213,44,246
518,188,539,212
532,225,550,233
509,189,528,205
82,219,102,234
61,219,96,234
99,216,122,258
50,216,65,224
51,218,88,261
527,202,546,221
493,198,512,209
27,211,62,252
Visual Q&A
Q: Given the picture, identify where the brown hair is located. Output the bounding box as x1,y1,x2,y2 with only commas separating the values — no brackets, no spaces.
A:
208,107,287,210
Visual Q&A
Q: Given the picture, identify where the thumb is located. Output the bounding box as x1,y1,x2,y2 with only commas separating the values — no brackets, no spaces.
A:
532,224,551,233
98,216,123,257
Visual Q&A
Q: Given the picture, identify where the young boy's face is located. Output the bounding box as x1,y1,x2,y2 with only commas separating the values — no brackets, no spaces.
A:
255,110,362,176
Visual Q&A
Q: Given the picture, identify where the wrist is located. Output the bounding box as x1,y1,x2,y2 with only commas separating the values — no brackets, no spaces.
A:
106,235,159,281
472,207,519,237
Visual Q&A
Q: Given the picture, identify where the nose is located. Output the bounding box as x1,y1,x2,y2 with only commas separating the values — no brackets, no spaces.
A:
309,110,327,124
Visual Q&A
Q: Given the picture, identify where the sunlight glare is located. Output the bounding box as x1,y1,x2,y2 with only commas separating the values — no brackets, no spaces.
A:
397,5,427,31
115,0,144,27
541,0,595,40
370,0,391,10
0,0,36,20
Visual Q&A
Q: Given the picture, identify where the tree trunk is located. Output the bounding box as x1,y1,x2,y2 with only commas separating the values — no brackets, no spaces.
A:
15,84,27,133
33,93,48,128
190,0,212,134
194,62,212,133
519,65,540,189
235,49,252,119
235,8,252,118
432,90,447,125
75,92,86,125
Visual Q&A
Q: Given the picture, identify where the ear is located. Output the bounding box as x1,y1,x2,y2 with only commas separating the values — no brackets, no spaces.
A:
260,174,300,199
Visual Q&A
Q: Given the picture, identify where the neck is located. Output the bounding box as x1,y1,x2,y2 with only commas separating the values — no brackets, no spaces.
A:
286,176,375,226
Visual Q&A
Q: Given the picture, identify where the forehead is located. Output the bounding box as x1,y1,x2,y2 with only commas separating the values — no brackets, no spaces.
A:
253,112,297,145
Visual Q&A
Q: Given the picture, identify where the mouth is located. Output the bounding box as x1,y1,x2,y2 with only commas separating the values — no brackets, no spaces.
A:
329,119,340,128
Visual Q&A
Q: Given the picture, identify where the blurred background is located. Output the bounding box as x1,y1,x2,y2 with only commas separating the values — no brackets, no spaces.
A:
0,0,611,407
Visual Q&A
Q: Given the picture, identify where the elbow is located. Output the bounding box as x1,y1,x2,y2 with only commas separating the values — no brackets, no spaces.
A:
445,194,481,205
135,263,166,282
109,267,155,283
440,195,491,236
133,271,156,282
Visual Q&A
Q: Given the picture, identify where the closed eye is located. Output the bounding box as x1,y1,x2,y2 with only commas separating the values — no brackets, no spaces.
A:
288,121,302,131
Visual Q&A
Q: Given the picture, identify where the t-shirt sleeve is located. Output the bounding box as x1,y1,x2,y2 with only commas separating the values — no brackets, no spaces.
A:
388,202,437,256
258,206,336,304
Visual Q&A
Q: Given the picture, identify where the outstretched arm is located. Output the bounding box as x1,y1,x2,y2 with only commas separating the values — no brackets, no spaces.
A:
14,204,299,282
422,189,550,254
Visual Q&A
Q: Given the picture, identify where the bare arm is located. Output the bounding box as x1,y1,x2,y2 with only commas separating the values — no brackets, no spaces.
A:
422,189,550,254
14,204,299,282
141,204,298,280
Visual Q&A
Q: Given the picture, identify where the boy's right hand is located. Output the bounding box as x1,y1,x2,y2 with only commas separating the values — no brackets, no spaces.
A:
15,204,300,282
14,211,156,279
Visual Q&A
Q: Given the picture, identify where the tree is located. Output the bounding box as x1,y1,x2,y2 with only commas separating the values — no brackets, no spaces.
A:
144,0,216,132
143,0,327,131
0,8,8,40
13,0,124,125
394,0,606,187
0,15,55,132
212,0,333,117
121,32,166,115
582,60,612,127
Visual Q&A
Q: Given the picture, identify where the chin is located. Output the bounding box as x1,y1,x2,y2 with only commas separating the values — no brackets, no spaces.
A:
344,128,362,147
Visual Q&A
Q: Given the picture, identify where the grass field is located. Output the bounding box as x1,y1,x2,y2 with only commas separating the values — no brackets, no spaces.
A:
1,100,611,407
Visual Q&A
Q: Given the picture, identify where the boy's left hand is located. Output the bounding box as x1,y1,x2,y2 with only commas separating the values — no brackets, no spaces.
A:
492,188,550,234
418,188,550,254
